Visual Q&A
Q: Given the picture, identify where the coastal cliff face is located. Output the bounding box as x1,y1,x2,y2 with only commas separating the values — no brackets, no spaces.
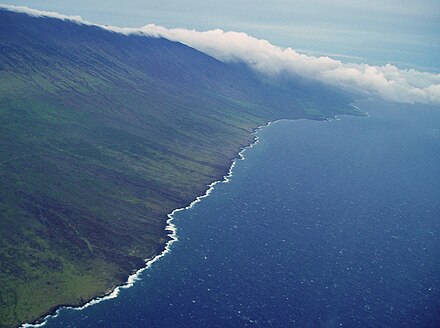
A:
0,9,354,327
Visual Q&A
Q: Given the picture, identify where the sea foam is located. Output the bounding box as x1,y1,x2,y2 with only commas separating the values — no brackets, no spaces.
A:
20,121,274,327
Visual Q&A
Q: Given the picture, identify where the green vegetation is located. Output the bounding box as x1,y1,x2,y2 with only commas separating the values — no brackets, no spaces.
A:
0,10,357,327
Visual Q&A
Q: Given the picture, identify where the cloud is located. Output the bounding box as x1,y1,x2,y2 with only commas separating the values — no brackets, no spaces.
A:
0,4,85,23
134,26,440,104
2,4,440,105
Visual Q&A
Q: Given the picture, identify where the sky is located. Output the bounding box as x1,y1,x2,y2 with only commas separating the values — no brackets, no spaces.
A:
1,2,439,104
1,0,439,72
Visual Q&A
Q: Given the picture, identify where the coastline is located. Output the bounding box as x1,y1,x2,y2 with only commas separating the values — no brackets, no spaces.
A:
0,8,365,326
20,120,276,328
19,105,363,328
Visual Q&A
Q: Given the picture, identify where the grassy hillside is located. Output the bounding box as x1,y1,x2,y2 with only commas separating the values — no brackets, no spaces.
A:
0,9,356,327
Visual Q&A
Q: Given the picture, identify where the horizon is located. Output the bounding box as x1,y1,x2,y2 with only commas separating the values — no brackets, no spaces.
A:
1,4,439,106
1,0,439,73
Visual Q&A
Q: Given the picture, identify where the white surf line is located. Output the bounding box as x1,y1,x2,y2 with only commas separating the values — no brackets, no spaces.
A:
20,120,276,328
20,113,354,327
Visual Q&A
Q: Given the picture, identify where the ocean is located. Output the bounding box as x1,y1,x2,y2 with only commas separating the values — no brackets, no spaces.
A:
39,99,440,327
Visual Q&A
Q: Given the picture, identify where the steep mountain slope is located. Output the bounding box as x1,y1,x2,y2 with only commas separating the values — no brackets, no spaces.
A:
0,9,355,327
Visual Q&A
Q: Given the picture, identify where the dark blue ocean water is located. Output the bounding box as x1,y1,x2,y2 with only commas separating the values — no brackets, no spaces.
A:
42,100,440,328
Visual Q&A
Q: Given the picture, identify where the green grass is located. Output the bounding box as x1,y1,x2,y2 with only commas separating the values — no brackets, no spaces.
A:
0,10,357,328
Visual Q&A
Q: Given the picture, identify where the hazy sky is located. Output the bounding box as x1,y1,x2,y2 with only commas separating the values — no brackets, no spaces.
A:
2,0,439,71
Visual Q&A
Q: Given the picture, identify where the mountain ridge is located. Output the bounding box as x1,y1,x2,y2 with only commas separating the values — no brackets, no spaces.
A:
0,8,356,327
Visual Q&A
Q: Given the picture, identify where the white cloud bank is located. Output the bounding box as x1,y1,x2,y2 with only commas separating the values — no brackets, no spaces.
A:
2,4,440,105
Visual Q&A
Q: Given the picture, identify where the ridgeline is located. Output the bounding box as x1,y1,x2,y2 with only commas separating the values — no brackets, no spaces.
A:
0,9,356,327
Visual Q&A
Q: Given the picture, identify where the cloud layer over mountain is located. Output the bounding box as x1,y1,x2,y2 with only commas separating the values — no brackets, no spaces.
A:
2,5,440,105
